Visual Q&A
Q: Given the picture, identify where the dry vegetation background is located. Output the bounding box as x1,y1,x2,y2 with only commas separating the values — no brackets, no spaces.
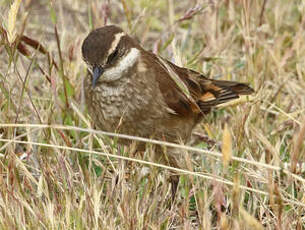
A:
0,0,305,229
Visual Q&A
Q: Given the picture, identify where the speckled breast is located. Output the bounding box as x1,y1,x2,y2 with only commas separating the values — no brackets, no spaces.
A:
84,72,168,138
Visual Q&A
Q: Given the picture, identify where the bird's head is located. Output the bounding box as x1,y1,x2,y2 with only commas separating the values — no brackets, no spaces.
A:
82,25,141,87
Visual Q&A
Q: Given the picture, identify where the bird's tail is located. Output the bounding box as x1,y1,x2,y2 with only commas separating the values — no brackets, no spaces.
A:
197,78,254,113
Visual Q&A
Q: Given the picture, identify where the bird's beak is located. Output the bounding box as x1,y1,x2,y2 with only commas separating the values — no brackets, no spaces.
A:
92,66,104,88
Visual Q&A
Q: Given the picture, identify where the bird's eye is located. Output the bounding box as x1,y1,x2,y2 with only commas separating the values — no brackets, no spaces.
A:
107,49,119,64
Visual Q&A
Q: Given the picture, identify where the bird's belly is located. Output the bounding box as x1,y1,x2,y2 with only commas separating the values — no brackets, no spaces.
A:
87,81,165,138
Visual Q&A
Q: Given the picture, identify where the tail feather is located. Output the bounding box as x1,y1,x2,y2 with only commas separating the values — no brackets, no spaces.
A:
214,80,255,95
198,79,254,113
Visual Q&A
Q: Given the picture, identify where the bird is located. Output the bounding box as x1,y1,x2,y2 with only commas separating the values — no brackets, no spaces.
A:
81,25,254,199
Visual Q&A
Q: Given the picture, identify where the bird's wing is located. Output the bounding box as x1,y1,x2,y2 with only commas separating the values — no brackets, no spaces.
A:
144,51,254,116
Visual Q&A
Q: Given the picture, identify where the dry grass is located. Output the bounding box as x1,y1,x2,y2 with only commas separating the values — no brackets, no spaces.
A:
0,0,305,229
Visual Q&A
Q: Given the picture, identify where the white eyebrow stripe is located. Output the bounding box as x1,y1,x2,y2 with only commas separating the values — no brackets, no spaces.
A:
102,48,140,82
107,32,125,57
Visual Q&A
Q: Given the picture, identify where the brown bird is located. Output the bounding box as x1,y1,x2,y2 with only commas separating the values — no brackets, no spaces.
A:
82,25,254,198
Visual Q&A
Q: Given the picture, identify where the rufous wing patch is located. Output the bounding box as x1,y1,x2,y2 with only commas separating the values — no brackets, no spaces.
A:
200,92,217,102
206,84,222,92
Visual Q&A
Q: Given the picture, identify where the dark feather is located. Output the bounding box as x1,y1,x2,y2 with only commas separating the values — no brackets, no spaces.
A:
142,50,254,116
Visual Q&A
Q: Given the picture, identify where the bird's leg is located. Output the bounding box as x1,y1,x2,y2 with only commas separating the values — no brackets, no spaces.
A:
166,150,181,205
170,174,180,203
